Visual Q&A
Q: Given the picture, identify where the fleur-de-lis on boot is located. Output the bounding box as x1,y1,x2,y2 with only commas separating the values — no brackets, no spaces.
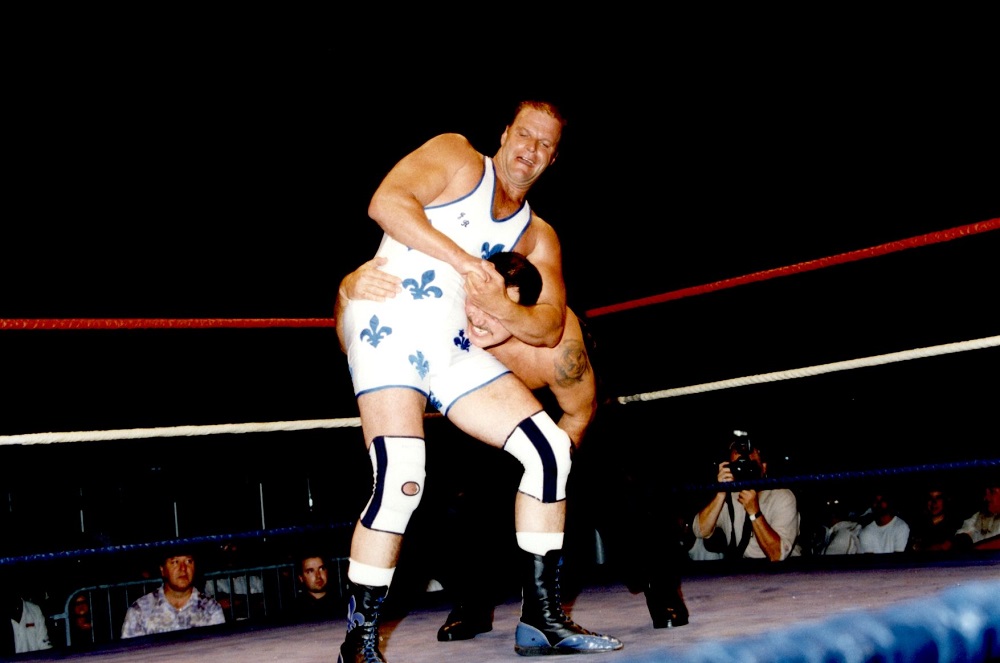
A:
402,270,443,300
359,315,391,348
459,212,469,228
428,392,442,411
346,594,364,630
409,350,430,378
481,243,505,259
453,329,471,352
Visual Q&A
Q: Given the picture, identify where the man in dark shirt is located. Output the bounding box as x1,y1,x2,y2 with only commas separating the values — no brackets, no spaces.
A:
293,553,339,622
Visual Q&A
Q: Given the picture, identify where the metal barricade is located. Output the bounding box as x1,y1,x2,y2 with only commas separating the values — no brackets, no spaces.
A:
52,558,348,648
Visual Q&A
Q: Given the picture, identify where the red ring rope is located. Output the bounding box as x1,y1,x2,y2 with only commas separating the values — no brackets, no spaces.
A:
1,218,995,330
0,318,336,330
585,218,999,318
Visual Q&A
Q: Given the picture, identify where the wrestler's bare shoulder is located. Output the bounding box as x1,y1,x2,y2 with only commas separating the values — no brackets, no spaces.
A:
423,132,481,157
513,212,559,255
420,133,486,199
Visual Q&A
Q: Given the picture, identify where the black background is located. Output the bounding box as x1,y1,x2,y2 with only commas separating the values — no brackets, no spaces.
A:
2,27,998,548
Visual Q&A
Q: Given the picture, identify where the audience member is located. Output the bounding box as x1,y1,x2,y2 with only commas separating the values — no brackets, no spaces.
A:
814,494,862,556
68,593,94,647
676,509,722,561
3,587,52,654
953,481,1000,551
693,430,801,562
908,486,964,553
858,492,911,554
687,536,725,561
292,553,340,622
121,547,226,638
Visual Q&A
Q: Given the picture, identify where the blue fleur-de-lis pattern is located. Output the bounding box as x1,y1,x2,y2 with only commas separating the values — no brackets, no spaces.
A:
359,316,391,347
401,270,443,300
342,156,531,415
409,350,430,378
346,594,363,631
481,243,504,258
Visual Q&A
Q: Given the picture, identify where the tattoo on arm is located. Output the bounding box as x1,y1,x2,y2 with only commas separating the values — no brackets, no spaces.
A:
554,339,589,388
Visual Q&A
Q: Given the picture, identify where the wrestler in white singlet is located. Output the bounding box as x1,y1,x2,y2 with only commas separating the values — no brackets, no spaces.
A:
342,155,531,415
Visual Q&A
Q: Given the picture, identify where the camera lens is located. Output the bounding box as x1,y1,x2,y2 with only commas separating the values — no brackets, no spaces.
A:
731,457,760,480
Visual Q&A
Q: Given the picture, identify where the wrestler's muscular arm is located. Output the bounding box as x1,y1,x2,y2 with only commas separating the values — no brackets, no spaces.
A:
465,217,567,348
544,314,597,447
367,133,491,282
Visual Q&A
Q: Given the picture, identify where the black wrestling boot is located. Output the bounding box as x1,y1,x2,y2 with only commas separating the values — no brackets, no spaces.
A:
514,550,623,656
437,603,494,641
337,582,389,663
644,580,689,629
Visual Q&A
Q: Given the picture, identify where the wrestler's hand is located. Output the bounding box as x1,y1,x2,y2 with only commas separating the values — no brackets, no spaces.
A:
341,257,402,301
455,254,492,285
464,260,510,315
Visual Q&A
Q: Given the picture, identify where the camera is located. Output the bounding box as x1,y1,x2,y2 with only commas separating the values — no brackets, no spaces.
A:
730,456,761,480
728,430,761,480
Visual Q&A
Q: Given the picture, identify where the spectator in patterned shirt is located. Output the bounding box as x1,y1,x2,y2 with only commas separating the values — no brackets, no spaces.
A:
120,547,226,639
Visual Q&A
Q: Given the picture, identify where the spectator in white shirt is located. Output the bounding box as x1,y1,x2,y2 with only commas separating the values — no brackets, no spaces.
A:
815,494,861,556
858,492,910,554
3,585,52,654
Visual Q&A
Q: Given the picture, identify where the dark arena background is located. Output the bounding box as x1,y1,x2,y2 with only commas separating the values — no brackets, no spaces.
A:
2,23,999,663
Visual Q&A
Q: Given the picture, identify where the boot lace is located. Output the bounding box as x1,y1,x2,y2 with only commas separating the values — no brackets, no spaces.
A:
360,634,383,663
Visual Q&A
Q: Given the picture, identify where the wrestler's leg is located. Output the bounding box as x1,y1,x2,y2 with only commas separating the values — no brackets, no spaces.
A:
339,387,426,663
351,387,426,570
447,374,565,536
447,375,622,654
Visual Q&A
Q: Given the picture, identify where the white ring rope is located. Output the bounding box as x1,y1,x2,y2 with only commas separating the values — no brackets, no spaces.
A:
617,334,1000,404
0,417,361,446
2,336,996,446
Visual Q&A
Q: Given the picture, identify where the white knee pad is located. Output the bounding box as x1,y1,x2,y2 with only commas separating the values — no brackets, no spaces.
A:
503,412,571,503
360,436,426,534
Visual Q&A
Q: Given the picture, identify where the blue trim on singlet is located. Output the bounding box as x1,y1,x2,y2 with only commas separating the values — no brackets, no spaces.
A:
355,384,429,400
424,157,529,222
438,369,513,417
424,164,485,211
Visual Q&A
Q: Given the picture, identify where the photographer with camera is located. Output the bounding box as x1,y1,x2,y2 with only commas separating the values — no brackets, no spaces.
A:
693,431,801,562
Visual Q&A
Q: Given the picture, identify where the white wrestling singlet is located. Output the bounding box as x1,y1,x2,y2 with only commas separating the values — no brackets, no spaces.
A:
343,155,532,414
